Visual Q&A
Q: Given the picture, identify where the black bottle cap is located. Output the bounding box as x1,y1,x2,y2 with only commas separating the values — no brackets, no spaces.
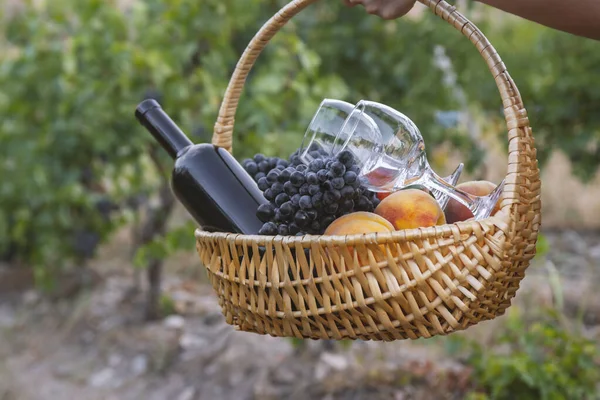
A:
135,99,193,159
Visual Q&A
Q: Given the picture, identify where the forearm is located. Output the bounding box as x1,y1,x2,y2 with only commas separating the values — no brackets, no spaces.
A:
476,0,600,40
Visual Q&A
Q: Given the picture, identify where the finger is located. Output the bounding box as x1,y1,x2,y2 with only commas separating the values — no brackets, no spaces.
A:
361,0,381,15
378,0,416,19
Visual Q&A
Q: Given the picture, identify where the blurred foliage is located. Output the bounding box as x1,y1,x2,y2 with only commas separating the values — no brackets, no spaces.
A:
448,308,600,400
0,0,599,284
448,8,600,182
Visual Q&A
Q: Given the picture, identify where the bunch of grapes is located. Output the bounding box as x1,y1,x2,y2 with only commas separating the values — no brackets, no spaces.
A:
243,147,380,236
241,154,290,182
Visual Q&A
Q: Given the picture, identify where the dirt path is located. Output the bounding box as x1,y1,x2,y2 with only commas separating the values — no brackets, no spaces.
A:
0,229,598,400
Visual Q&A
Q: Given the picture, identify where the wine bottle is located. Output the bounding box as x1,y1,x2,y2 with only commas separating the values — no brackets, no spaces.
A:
135,99,268,234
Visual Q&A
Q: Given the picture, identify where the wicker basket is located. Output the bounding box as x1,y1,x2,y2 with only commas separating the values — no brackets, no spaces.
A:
195,0,541,341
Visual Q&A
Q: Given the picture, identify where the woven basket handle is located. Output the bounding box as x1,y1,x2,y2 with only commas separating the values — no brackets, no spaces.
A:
211,0,538,213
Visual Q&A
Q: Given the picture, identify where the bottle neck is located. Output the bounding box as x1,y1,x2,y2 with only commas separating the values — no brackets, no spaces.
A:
135,99,193,159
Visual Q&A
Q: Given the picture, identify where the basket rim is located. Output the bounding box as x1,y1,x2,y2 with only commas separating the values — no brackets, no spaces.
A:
194,210,510,244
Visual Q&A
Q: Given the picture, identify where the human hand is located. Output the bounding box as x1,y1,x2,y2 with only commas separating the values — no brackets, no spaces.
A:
342,0,418,20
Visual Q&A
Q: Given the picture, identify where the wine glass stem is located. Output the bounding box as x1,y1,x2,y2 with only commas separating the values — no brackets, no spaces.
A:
417,170,475,210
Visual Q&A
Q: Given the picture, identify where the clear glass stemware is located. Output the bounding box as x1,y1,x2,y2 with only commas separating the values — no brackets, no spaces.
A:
298,99,357,164
333,100,504,221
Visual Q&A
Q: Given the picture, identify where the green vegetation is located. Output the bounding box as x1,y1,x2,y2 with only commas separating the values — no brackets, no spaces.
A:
448,308,600,400
1,0,599,312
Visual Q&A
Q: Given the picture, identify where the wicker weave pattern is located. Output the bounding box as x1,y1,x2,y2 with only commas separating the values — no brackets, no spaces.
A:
196,0,542,341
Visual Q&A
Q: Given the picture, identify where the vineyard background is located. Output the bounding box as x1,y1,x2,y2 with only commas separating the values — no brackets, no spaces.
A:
0,0,599,399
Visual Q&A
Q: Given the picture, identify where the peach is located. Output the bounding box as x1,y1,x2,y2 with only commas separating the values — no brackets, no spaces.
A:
324,212,395,266
377,192,391,201
324,211,395,236
374,188,446,230
444,180,503,224
377,186,431,202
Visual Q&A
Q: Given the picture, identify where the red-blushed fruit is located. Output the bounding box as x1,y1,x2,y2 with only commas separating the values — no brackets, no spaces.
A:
374,188,446,230
444,180,502,224
377,192,391,201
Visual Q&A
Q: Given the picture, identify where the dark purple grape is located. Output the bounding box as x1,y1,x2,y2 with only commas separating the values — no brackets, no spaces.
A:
296,231,306,236
255,172,266,181
280,202,294,216
299,184,310,196
294,211,310,227
256,203,275,223
275,209,287,222
343,171,357,184
323,180,333,191
279,167,296,182
324,203,339,215
289,155,301,166
277,159,289,168
271,182,284,196
331,177,345,189
340,199,354,212
278,224,289,236
268,157,279,168
257,177,270,191
296,164,308,172
324,189,341,203
336,150,354,166
330,161,346,176
284,181,298,196
309,150,322,160
291,194,301,206
310,221,321,232
299,195,313,210
317,170,328,182
254,154,266,163
275,193,290,206
322,216,335,228
242,158,252,167
309,159,325,172
264,188,274,201
258,160,271,173
326,159,335,169
245,161,258,175
307,142,324,152
266,170,279,183
340,185,355,199
306,172,319,185
356,195,373,211
259,221,277,235
290,171,305,187
326,170,337,180
306,210,318,220
288,223,300,235
278,169,291,182
308,184,320,196
311,192,323,208
349,165,361,174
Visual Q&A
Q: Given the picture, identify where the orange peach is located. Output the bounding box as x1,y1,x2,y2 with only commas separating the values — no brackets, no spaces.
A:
374,188,446,230
324,211,395,236
444,180,503,224
324,212,395,266
377,186,431,202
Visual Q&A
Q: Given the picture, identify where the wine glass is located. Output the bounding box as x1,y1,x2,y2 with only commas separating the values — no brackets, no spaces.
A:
381,162,464,210
299,99,357,164
333,100,504,221
438,163,464,210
